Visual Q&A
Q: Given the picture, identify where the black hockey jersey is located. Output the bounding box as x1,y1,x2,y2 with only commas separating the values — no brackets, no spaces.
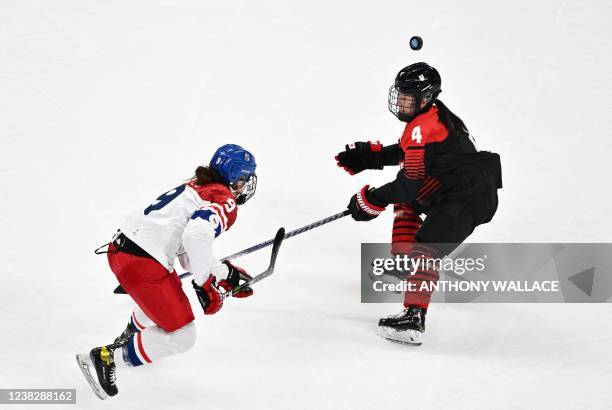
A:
370,101,502,213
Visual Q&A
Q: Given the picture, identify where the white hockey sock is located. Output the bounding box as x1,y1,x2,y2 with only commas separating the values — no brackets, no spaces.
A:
121,322,197,367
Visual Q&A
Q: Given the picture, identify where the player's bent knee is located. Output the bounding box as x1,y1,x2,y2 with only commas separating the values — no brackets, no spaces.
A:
168,322,197,353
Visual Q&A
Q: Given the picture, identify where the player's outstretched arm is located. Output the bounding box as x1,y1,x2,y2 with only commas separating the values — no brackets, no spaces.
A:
369,169,423,206
346,170,423,222
335,141,402,175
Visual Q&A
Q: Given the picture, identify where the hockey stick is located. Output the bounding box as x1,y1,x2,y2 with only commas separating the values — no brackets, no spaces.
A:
113,210,349,294
221,209,350,261
222,227,285,299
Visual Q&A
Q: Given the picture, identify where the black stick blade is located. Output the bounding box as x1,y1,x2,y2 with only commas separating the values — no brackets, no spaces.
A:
267,227,285,271
228,227,285,296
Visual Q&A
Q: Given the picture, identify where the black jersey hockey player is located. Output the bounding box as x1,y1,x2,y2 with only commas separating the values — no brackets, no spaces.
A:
336,62,502,345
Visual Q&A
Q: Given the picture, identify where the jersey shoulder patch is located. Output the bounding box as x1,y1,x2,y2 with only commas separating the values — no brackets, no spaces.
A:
400,106,449,149
187,181,238,234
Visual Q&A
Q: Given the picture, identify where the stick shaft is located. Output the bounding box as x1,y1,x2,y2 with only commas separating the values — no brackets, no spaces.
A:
116,209,349,291
221,209,349,261
176,209,349,280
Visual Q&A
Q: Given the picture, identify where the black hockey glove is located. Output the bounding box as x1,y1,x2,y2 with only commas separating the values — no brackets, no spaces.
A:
218,261,253,298
347,185,387,221
335,141,384,175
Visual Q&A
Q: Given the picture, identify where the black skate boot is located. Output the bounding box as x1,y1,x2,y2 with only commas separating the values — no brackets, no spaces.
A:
377,306,426,345
76,343,122,400
114,322,138,344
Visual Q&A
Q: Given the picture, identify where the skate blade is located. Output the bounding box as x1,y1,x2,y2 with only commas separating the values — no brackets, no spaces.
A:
75,353,108,400
376,326,423,346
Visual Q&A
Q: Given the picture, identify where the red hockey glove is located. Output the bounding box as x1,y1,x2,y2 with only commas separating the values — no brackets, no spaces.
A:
347,185,386,221
192,275,223,315
335,141,383,175
218,261,253,298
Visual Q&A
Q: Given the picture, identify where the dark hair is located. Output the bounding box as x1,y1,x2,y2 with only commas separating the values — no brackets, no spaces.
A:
435,99,469,136
191,166,225,186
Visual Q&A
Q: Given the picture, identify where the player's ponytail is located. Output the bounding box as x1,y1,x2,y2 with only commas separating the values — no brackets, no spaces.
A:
435,99,469,136
191,166,224,186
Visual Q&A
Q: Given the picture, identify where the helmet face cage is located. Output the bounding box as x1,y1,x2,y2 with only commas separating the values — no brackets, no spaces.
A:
388,85,417,121
388,85,438,122
233,174,257,205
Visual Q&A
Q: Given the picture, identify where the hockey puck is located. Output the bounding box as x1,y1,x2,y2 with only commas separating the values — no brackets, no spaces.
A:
410,36,423,50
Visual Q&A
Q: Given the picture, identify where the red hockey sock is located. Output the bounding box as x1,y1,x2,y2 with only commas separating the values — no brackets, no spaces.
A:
402,243,439,310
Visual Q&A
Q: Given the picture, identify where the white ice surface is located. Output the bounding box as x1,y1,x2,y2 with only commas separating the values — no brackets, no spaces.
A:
1,0,612,409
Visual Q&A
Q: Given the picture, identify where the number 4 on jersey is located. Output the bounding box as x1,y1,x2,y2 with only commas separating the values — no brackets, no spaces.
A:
411,126,422,144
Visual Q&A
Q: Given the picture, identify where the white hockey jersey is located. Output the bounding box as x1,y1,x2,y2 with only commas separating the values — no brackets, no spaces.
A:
120,181,238,285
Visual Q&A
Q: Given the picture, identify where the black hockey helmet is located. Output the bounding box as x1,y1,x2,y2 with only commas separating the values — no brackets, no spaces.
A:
388,62,442,122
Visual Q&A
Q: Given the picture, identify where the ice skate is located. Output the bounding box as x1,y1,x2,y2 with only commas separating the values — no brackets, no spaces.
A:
76,343,122,400
377,306,426,345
